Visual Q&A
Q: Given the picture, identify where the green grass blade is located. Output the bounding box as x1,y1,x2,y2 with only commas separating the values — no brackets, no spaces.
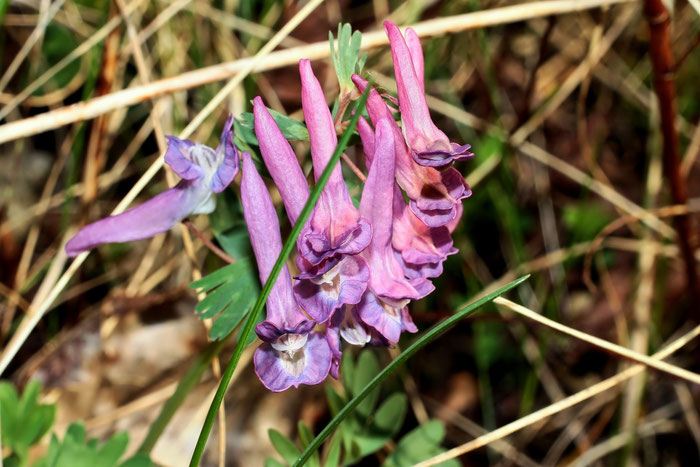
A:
292,274,530,466
188,83,374,466
137,338,227,454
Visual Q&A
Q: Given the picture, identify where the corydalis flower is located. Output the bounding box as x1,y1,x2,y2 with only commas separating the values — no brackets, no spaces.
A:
384,22,473,168
287,60,371,325
354,76,469,228
66,117,239,257
356,118,433,343
357,114,457,280
241,153,331,392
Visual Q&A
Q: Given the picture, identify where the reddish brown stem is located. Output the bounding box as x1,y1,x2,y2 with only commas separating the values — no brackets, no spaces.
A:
644,0,698,294
183,221,235,265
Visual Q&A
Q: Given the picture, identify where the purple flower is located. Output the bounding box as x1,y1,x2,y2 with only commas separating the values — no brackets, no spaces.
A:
288,60,372,325
384,22,473,168
241,152,331,392
66,117,239,257
355,118,434,343
253,96,309,225
392,187,458,279
354,75,470,228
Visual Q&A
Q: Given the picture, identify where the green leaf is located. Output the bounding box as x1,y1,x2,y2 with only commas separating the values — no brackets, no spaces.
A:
324,435,341,467
351,350,380,418
383,420,458,467
330,23,365,93
373,393,407,434
33,422,149,467
190,259,260,340
291,275,531,466
324,386,345,417
351,393,408,458
119,454,153,467
0,380,55,459
264,458,287,467
268,429,301,465
236,109,309,146
340,352,355,394
297,422,320,467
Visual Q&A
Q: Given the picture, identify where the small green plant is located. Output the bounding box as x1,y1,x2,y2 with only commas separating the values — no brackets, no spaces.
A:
0,381,150,467
264,349,457,466
0,380,55,465
34,423,150,467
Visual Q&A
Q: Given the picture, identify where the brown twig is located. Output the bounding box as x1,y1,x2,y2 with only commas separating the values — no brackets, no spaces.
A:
0,0,637,144
644,0,698,295
183,221,235,265
81,2,122,206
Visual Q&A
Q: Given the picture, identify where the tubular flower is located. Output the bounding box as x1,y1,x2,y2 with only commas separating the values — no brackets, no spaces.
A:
355,118,434,343
66,116,239,257
358,115,457,280
384,21,473,168
242,153,332,392
290,60,371,325
353,75,470,228
253,96,309,225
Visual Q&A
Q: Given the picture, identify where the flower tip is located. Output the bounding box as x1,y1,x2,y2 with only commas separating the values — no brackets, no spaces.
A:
351,74,368,91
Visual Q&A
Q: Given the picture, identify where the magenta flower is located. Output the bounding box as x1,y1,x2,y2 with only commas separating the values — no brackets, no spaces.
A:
289,60,372,325
355,118,434,343
241,153,331,392
384,21,473,168
392,188,458,279
66,117,239,257
253,96,309,225
354,75,470,228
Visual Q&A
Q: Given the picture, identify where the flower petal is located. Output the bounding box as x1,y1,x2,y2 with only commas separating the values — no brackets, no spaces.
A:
241,152,302,328
299,59,342,186
356,292,417,344
404,28,424,93
211,115,240,193
164,136,203,181
66,181,199,257
253,332,332,392
254,97,309,224
294,255,369,324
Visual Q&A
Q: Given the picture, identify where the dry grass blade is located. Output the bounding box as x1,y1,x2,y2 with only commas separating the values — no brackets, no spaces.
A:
493,297,700,385
0,0,325,375
414,323,700,466
0,0,637,143
0,0,67,93
0,0,146,121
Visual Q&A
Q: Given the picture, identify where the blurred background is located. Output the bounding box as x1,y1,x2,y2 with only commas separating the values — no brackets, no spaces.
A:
0,0,699,465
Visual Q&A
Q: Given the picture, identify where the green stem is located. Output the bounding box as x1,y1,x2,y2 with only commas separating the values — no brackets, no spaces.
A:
188,83,374,466
293,275,530,466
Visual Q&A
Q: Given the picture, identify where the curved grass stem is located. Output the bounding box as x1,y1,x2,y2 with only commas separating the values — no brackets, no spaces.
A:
293,274,531,466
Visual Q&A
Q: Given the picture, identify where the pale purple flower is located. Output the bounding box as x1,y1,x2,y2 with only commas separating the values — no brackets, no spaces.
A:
354,75,470,228
241,152,331,392
288,60,372,325
253,96,309,225
384,21,473,168
359,114,457,280
66,116,239,257
355,118,434,343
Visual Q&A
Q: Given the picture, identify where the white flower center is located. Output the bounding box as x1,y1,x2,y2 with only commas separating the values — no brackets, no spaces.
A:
272,333,308,377
310,262,343,300
188,143,223,185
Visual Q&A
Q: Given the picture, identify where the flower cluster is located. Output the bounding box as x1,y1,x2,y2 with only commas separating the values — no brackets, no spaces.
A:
247,22,472,391
64,22,472,393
